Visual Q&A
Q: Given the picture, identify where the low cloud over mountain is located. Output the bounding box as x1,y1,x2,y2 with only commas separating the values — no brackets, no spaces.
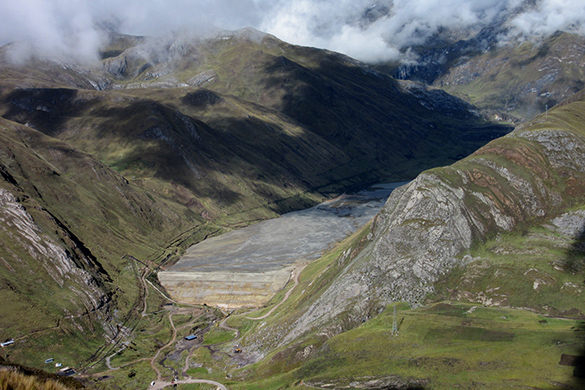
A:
1,0,584,63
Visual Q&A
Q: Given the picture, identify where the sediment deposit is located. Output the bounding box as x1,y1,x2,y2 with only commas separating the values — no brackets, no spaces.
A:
159,184,404,309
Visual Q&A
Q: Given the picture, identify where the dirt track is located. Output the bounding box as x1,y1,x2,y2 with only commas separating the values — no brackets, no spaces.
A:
150,378,227,390
244,263,306,320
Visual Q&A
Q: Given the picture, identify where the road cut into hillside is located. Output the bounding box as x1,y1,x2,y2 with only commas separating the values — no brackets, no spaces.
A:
159,183,408,309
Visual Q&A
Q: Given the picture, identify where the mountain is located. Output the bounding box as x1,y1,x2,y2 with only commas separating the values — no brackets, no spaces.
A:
434,31,585,122
0,116,207,366
386,12,585,122
0,28,509,371
231,89,585,389
287,89,585,330
0,17,584,389
0,29,510,215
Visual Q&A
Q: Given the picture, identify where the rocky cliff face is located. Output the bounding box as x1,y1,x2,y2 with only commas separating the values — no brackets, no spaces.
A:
0,188,108,319
0,117,206,364
273,90,585,348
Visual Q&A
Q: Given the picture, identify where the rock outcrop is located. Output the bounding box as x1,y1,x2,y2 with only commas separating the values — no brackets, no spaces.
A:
276,90,585,347
0,188,108,317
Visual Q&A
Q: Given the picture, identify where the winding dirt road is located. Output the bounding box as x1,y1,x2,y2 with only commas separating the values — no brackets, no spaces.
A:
150,313,177,380
149,378,227,390
245,263,306,321
90,262,308,389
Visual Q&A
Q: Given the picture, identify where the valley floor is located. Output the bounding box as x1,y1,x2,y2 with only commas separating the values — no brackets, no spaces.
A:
76,251,584,389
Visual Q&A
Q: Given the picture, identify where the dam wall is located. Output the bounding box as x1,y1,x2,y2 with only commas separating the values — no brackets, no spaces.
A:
158,267,294,310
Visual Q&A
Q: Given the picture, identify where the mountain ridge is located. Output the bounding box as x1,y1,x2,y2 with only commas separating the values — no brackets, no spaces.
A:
277,89,585,341
226,86,585,390
3,24,584,389
0,28,511,372
384,7,585,122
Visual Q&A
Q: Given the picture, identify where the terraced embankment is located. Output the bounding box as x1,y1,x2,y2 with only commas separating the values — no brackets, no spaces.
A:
159,184,406,309
158,268,294,309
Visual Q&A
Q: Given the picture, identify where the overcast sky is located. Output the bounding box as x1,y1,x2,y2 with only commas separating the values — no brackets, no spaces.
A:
0,0,583,63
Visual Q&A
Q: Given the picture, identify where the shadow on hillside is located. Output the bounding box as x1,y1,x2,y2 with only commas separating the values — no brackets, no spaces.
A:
1,88,94,137
561,224,585,388
87,98,344,212
2,86,351,214
573,321,585,385
260,54,513,177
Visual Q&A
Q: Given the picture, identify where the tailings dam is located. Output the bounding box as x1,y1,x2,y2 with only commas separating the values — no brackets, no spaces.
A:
159,183,408,309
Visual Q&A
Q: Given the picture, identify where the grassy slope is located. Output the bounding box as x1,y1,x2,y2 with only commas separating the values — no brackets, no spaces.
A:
199,93,585,389
0,30,515,384
0,365,80,390
0,30,510,203
436,32,585,121
190,32,509,174
0,118,218,369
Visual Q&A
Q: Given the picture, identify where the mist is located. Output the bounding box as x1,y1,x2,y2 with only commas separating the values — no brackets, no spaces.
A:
1,0,584,64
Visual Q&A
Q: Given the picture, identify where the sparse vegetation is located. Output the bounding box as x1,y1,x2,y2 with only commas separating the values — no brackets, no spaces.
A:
0,370,74,390
0,28,509,378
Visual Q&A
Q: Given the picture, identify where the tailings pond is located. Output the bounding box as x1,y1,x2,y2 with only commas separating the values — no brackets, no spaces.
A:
159,182,408,309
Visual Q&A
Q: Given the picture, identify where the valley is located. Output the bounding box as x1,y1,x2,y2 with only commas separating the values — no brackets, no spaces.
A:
69,203,585,389
0,5,584,389
159,183,406,310
132,91,585,390
0,28,509,373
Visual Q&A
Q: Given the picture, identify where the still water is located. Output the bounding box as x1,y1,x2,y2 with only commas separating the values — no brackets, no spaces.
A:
168,182,408,273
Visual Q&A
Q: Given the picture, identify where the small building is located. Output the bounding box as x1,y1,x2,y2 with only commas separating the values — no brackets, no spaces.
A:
184,335,197,341
58,367,76,376
1,340,14,347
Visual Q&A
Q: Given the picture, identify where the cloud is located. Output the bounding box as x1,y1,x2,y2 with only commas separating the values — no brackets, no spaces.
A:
0,0,265,63
258,0,512,62
0,0,584,64
508,0,585,40
0,0,103,63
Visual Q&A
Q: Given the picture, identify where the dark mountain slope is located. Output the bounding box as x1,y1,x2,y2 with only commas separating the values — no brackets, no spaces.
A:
0,29,510,219
0,87,344,220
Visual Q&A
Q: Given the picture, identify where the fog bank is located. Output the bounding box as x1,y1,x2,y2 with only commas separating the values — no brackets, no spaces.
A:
1,0,583,63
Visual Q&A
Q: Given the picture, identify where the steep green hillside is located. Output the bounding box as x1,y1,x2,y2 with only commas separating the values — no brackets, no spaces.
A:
0,118,212,368
208,91,585,389
0,29,510,210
